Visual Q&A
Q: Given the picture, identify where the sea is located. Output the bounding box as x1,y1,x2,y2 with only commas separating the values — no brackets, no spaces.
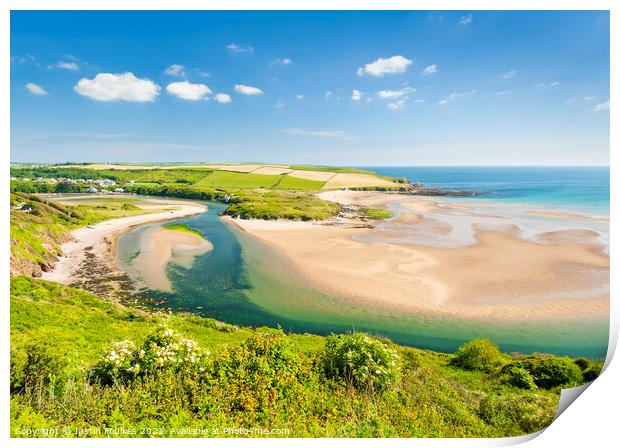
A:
364,166,610,216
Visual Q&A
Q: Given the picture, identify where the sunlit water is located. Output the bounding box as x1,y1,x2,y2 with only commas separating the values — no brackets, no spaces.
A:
117,198,609,359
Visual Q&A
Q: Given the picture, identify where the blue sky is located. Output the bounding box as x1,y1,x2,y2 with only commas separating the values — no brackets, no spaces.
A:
10,11,610,165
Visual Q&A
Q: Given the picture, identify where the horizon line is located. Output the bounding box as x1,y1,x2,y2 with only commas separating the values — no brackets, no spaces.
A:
8,161,611,168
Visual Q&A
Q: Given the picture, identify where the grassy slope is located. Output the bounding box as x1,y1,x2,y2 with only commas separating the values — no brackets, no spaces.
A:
10,276,561,438
9,164,405,221
288,165,376,175
194,171,283,189
276,175,326,190
225,191,340,220
9,194,149,276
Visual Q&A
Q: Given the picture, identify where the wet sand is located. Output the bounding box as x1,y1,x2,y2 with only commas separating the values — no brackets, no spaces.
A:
225,191,609,322
131,226,213,291
42,198,207,285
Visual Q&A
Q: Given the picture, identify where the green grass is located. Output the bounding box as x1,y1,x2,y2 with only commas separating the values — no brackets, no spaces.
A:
99,168,212,185
275,175,325,190
9,193,151,276
289,165,376,175
10,276,570,438
163,223,205,239
194,171,284,189
10,167,213,185
225,190,340,220
360,207,394,220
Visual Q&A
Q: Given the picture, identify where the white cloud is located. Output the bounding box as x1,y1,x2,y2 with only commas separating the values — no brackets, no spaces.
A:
377,87,416,99
422,64,438,76
11,53,38,66
296,94,305,100
438,89,477,105
387,100,407,110
536,81,563,89
214,93,232,104
164,64,186,77
272,58,293,65
282,128,354,141
503,70,517,80
74,72,160,102
583,96,595,102
351,90,363,101
227,43,254,54
495,89,514,96
357,55,412,77
590,100,609,112
166,81,212,101
275,99,287,109
56,61,79,70
325,91,333,99
234,84,263,95
460,15,473,25
25,83,48,96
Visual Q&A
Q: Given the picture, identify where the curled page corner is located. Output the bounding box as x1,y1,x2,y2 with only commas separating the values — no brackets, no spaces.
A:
555,382,592,418
551,314,617,423
494,318,617,446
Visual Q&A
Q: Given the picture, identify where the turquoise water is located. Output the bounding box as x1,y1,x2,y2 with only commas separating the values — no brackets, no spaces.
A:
115,167,609,358
365,166,610,215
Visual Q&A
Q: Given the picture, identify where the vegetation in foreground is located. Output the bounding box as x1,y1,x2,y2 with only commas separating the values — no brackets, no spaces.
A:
10,276,602,438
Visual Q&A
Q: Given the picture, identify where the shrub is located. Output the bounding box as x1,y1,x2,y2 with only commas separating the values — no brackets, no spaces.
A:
513,356,583,389
11,343,66,393
501,366,537,390
207,330,307,414
583,364,603,383
322,332,400,393
90,327,208,385
478,394,557,434
450,339,505,373
573,357,590,371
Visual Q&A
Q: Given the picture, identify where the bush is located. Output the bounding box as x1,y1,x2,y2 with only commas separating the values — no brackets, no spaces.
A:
501,366,537,390
478,394,556,434
513,356,583,389
450,339,505,373
573,357,590,371
322,332,400,393
208,330,307,414
11,343,66,393
583,364,602,383
90,327,209,385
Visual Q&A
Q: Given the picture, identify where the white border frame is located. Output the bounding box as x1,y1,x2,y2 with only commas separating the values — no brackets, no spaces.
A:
2,2,616,447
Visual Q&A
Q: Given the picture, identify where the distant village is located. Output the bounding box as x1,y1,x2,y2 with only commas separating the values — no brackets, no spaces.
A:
9,176,133,194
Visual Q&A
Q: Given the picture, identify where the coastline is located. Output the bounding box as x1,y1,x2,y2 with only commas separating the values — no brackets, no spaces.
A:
41,199,208,288
224,190,609,322
130,226,213,292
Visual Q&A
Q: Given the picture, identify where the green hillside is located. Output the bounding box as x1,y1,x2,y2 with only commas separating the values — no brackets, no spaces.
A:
9,193,149,277
10,275,601,438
